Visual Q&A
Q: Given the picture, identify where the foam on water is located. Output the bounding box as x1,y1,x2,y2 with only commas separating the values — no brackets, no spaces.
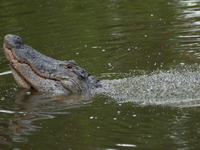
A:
99,65,200,106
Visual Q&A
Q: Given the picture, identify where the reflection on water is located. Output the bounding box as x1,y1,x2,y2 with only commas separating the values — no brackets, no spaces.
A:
1,89,94,144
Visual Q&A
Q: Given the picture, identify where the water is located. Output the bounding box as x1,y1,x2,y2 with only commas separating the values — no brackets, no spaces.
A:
1,0,200,149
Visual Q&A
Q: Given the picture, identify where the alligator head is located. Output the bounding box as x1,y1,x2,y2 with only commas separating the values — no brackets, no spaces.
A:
3,34,102,93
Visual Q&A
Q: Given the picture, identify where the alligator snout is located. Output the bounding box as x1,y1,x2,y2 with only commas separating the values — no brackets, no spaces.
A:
4,34,24,49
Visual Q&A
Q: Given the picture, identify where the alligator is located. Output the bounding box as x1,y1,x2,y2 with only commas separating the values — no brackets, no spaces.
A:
3,34,102,94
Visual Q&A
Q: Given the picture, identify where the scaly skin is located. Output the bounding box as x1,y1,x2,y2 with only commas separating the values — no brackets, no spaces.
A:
3,34,101,93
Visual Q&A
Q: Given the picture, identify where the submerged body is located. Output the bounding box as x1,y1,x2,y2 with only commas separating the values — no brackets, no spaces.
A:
3,34,101,93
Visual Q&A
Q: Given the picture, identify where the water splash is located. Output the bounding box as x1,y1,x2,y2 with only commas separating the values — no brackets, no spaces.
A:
99,65,200,106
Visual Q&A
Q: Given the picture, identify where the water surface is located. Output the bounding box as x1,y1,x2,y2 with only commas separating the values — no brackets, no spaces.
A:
1,0,200,149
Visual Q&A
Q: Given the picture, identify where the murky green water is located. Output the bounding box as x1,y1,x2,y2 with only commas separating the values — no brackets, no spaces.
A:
1,0,200,149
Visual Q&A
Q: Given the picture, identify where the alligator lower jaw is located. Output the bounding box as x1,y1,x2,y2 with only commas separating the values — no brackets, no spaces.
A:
3,44,71,93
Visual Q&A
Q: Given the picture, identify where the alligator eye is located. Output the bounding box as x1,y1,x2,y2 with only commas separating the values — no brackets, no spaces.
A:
67,64,72,69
